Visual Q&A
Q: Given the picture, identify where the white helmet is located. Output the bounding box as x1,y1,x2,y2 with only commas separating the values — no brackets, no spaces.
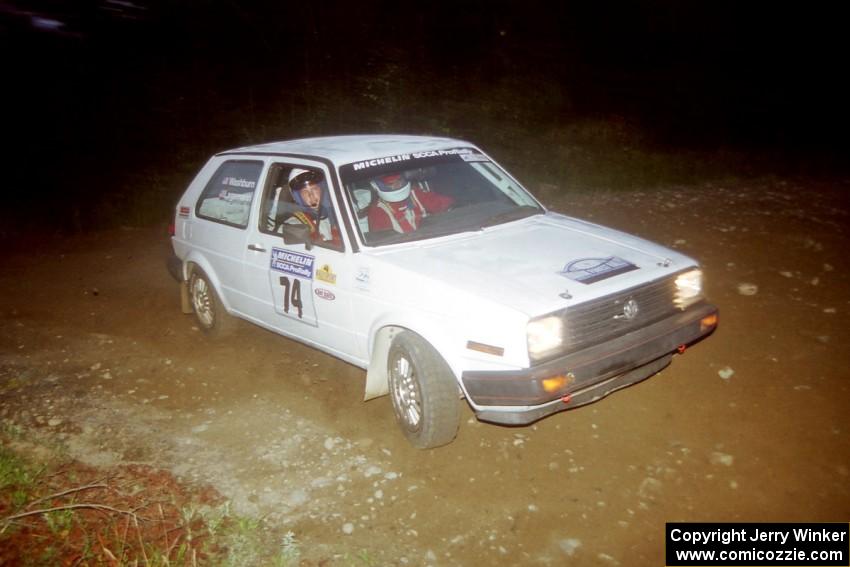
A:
288,168,323,192
371,173,411,203
288,168,308,185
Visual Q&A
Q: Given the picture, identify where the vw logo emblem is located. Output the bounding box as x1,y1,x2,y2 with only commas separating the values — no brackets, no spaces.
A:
615,298,639,321
622,298,639,320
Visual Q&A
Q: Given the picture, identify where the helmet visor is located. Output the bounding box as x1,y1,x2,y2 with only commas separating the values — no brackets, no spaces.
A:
289,170,324,192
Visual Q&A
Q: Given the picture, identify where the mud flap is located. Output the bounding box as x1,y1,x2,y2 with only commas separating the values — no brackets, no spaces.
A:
180,280,192,314
364,327,398,400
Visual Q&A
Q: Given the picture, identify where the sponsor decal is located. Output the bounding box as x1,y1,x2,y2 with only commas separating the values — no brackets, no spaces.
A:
316,264,337,285
221,176,256,189
558,256,639,284
460,152,488,162
351,148,473,171
355,267,370,283
217,189,252,202
314,288,336,301
178,206,190,217
270,248,315,280
355,267,370,291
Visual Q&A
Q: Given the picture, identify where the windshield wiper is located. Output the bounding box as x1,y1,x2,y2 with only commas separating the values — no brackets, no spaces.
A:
480,206,542,228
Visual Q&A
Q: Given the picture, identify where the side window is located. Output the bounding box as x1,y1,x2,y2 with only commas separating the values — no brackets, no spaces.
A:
259,163,344,252
259,164,294,234
196,160,262,228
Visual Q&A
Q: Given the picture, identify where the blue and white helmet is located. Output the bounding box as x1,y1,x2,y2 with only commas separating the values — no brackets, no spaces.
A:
288,168,331,218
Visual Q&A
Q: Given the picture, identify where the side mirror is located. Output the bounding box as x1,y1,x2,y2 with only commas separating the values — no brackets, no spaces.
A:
281,222,313,250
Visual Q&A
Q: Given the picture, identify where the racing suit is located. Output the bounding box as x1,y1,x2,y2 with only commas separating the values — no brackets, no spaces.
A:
367,187,454,233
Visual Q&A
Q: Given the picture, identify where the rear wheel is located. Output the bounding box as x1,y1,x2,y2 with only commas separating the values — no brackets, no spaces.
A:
189,268,235,337
388,332,460,449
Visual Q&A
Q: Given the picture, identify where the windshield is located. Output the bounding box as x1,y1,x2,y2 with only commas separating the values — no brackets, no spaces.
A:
339,148,544,246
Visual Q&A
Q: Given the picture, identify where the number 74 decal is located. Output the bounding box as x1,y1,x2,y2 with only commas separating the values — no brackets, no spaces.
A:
279,276,303,319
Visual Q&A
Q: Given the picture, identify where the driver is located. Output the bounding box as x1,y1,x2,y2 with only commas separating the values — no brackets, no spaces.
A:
287,168,340,244
367,172,454,233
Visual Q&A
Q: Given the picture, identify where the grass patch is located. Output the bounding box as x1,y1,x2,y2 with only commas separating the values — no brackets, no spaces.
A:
0,441,305,565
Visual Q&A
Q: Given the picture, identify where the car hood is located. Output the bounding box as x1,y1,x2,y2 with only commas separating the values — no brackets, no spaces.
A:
368,213,697,317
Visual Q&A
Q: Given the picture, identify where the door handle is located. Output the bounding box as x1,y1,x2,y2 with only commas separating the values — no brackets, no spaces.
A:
247,244,267,252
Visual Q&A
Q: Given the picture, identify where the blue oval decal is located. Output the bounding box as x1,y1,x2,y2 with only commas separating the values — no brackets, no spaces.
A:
315,288,335,301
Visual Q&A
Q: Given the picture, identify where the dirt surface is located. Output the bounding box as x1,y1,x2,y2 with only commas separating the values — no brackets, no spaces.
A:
2,178,849,565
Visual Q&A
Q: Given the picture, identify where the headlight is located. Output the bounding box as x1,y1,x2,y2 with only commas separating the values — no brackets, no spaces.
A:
674,269,703,309
527,314,564,362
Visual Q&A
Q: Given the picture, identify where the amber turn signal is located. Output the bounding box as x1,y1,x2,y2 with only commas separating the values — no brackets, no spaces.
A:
542,374,572,393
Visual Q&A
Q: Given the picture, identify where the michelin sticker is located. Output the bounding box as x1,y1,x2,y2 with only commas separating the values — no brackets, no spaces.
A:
559,256,638,284
351,148,473,171
271,248,315,280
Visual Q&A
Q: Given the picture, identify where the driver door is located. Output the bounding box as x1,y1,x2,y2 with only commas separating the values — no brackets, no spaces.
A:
241,161,358,359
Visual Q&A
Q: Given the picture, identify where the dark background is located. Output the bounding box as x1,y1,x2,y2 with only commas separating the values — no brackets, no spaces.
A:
3,1,847,233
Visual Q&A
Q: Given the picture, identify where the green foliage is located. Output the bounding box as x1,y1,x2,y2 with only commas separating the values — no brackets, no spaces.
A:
200,501,228,538
10,489,29,509
0,445,304,565
340,548,379,566
220,514,264,567
271,531,301,567
0,422,24,440
0,447,37,493
43,508,75,535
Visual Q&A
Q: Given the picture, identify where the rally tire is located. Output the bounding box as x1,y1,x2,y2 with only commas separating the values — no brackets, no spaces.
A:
188,268,236,338
387,331,460,449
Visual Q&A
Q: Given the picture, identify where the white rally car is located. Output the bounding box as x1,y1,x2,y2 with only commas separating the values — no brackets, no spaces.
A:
169,135,718,448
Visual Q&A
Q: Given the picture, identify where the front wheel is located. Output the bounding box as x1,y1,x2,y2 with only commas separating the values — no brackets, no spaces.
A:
387,332,460,449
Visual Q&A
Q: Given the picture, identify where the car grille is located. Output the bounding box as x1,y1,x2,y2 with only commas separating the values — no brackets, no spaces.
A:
564,274,680,353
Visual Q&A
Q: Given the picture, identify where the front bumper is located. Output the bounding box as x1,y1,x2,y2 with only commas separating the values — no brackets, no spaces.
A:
463,302,718,425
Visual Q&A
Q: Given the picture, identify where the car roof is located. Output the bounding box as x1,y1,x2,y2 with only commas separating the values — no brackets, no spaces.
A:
218,134,474,166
